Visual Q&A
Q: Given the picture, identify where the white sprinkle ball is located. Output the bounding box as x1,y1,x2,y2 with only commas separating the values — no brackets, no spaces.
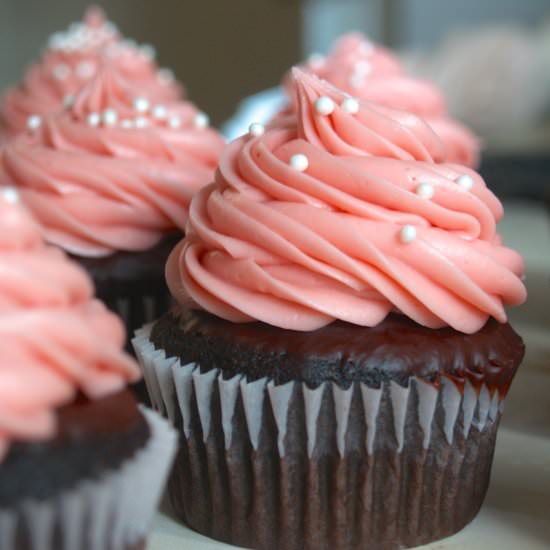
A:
359,40,374,56
350,73,365,89
168,115,181,129
415,182,434,199
290,153,309,172
152,104,168,120
87,112,100,127
121,119,134,129
341,97,359,114
63,95,75,108
399,224,417,244
76,61,95,80
194,112,209,128
248,122,265,137
314,96,335,116
102,109,118,127
1,187,19,204
133,97,150,113
355,60,372,76
308,53,325,68
53,63,70,81
456,174,474,190
140,44,156,60
27,115,42,130
158,68,175,83
134,116,149,128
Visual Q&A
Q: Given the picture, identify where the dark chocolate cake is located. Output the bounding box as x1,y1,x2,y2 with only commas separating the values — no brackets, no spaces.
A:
151,308,524,391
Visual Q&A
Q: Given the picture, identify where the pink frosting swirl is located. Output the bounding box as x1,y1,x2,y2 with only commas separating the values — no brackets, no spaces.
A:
0,189,139,460
280,33,479,167
2,63,224,257
0,6,182,139
167,70,526,334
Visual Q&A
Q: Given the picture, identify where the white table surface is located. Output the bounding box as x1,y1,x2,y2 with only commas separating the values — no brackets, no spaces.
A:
148,201,550,549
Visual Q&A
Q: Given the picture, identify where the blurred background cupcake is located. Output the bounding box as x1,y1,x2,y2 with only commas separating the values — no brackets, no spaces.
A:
0,187,176,550
1,55,224,348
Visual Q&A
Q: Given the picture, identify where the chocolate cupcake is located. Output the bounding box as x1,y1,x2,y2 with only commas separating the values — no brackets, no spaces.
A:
0,188,176,549
0,6,181,140
133,70,527,550
275,33,480,167
2,60,224,347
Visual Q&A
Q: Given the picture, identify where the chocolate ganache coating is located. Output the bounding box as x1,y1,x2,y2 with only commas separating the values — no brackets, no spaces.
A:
150,307,524,391
0,389,149,507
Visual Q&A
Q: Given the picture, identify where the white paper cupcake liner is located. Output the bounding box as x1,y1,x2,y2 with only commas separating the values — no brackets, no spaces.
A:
133,324,505,550
0,408,177,550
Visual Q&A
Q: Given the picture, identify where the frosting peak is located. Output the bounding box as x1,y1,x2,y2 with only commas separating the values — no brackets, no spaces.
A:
0,191,139,460
0,7,182,138
166,71,526,334
293,69,445,163
280,32,479,167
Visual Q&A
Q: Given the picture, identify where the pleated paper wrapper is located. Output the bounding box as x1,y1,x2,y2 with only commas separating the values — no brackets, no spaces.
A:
0,408,177,550
134,324,505,550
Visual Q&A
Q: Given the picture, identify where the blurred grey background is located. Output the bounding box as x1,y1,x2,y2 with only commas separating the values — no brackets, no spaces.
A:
1,0,549,145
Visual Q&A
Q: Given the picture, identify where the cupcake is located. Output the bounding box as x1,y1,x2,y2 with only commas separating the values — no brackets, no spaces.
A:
0,6,181,140
0,187,176,550
133,70,527,550
277,32,480,167
2,60,224,346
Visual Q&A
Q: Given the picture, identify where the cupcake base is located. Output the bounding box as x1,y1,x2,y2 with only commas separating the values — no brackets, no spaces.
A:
133,311,524,550
0,402,176,550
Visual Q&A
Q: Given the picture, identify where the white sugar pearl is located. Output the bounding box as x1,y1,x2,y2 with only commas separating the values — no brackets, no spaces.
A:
121,119,134,129
27,115,42,130
1,187,19,204
194,112,209,128
248,122,265,137
350,73,365,88
415,182,434,199
341,97,359,114
140,44,156,60
152,104,167,119
53,63,70,80
355,60,371,76
76,61,95,79
168,115,181,129
63,95,75,108
399,225,417,244
290,153,309,172
87,112,100,126
102,109,118,126
314,96,335,116
133,97,150,113
456,174,474,190
308,53,325,68
134,116,149,128
359,40,374,56
158,68,175,83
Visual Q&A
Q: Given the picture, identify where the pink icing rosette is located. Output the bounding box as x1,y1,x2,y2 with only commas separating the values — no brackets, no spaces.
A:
167,70,526,334
0,189,139,460
2,62,224,257
279,33,480,167
0,6,181,139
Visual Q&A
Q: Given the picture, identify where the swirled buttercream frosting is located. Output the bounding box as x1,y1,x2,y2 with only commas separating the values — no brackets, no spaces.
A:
0,6,182,139
166,69,526,333
0,189,139,459
280,33,479,167
2,62,224,257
